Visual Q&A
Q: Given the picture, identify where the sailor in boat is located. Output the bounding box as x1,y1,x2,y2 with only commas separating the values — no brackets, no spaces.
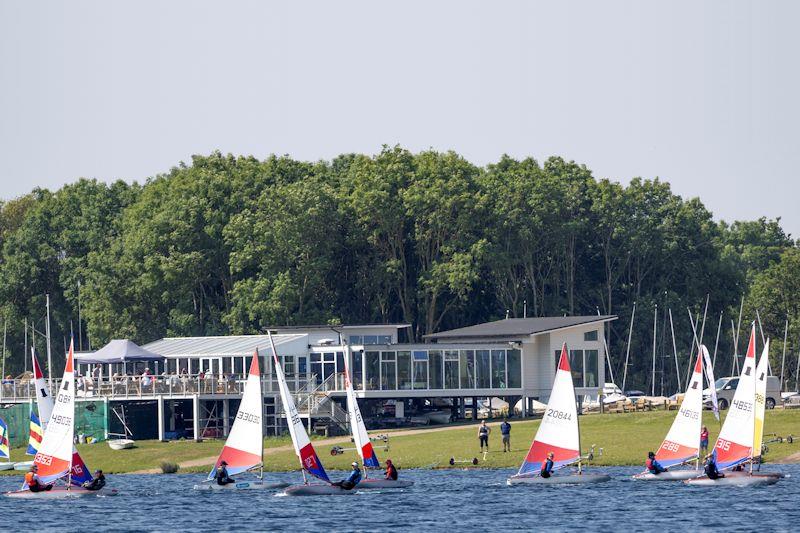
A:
83,470,106,491
540,452,555,478
703,454,724,480
384,459,398,481
645,452,666,475
24,464,52,493
214,460,236,486
333,462,362,490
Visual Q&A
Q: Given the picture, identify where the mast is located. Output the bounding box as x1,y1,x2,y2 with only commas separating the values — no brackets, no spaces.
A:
1,319,5,400
651,304,657,397
46,294,53,390
668,309,680,394
711,311,723,369
622,302,636,392
780,318,788,391
596,308,615,386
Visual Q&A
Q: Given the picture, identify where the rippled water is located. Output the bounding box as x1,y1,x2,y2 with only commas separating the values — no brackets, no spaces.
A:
1,465,797,532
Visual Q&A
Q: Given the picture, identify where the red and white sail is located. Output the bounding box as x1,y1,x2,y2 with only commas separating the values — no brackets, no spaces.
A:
343,344,379,469
33,341,76,484
267,332,329,483
517,343,580,475
29,347,92,486
207,351,264,480
655,348,703,468
713,324,757,469
753,339,770,460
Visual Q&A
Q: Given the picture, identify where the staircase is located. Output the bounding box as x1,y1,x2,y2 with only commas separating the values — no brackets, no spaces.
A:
287,372,350,436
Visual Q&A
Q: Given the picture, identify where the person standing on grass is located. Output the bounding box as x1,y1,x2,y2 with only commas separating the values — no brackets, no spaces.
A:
700,426,709,456
500,419,511,452
478,420,491,452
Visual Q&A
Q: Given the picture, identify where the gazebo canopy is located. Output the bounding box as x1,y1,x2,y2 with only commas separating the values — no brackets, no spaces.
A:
75,339,166,364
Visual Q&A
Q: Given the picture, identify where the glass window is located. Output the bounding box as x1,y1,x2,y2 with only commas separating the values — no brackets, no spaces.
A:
379,335,392,344
233,357,244,377
365,351,380,390
336,352,344,376
190,359,199,374
381,351,397,390
349,335,362,344
445,355,459,389
585,350,598,388
429,350,443,389
507,349,521,388
397,351,412,390
363,335,378,345
476,350,490,388
584,330,598,341
491,350,506,388
413,351,428,389
283,355,295,376
298,356,308,377
570,350,584,387
460,350,475,389
222,357,232,374
311,353,321,363
351,351,362,389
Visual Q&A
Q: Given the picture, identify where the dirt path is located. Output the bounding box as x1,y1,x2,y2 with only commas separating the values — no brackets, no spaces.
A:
778,451,800,464
127,420,507,474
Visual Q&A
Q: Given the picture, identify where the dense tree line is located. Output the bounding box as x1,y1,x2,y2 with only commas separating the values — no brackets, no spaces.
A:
0,147,798,391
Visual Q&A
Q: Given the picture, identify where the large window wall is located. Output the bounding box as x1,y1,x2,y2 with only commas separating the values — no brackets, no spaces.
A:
363,348,521,391
554,349,600,388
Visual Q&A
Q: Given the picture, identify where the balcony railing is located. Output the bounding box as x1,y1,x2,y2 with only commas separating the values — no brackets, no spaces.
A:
0,373,316,401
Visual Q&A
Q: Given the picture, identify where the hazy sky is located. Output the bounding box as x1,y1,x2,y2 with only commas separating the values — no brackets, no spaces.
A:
1,1,798,236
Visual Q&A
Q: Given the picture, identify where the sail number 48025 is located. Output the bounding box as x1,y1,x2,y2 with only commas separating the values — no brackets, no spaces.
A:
546,408,572,421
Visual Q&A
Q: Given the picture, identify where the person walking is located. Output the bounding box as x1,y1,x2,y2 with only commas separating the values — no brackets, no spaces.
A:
478,420,491,452
500,419,511,452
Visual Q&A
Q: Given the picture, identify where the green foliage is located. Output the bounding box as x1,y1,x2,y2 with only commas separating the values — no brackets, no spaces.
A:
0,148,795,391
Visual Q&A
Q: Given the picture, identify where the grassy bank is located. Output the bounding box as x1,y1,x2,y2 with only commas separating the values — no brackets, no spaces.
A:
3,410,798,474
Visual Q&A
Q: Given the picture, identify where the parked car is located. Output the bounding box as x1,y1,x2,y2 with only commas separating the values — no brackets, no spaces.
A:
704,375,780,410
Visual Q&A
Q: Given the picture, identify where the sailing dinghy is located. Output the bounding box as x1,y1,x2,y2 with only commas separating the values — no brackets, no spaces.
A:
686,326,780,487
6,342,115,498
265,333,353,496
633,348,704,481
507,344,610,485
194,351,289,491
0,417,13,471
341,343,413,490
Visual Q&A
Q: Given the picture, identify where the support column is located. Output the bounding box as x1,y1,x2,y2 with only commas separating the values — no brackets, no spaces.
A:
472,396,478,420
222,399,230,437
192,395,201,441
522,395,529,418
157,395,165,441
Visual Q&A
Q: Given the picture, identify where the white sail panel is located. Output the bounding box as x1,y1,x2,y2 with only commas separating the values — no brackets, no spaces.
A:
753,339,770,459
655,348,703,467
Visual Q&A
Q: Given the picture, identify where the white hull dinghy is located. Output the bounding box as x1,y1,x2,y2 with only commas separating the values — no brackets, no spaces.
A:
107,439,136,450
13,461,35,471
684,473,780,487
339,342,411,491
0,463,14,471
283,483,357,496
5,343,106,498
194,480,290,491
357,478,415,489
195,351,287,492
633,349,705,481
507,343,610,486
5,486,119,499
690,328,781,488
267,332,342,496
507,472,610,485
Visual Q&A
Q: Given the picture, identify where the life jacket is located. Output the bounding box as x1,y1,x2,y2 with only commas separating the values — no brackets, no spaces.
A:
540,459,553,474
25,472,37,487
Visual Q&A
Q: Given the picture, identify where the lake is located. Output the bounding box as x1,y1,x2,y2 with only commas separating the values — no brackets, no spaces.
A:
1,465,796,532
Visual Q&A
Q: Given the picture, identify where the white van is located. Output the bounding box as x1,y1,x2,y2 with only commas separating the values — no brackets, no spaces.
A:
704,375,781,410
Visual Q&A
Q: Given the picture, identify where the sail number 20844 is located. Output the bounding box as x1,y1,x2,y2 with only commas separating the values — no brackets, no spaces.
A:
546,409,572,421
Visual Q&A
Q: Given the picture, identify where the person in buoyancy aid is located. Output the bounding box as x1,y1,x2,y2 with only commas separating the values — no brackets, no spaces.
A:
384,459,398,481
540,451,555,478
645,451,666,475
25,464,53,493
83,470,106,491
215,460,235,486
333,462,362,490
704,453,725,480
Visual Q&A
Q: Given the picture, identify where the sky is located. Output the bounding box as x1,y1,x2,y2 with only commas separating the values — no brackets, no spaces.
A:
1,1,798,237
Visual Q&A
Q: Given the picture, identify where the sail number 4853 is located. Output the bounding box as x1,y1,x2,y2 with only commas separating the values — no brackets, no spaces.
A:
546,408,572,421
